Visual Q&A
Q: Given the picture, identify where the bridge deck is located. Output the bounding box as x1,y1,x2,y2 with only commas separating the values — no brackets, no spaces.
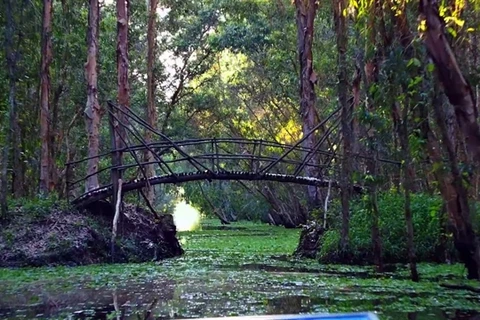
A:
72,170,363,207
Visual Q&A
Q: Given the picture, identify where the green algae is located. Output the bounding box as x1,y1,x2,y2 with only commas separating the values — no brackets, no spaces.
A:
0,219,479,319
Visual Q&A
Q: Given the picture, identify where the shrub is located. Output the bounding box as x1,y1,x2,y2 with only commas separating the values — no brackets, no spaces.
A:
319,192,447,264
7,193,71,219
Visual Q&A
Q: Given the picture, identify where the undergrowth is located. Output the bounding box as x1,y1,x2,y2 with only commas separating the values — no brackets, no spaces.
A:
319,192,453,264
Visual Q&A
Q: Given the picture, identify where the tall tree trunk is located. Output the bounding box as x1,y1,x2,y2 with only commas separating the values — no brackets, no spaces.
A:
368,154,383,271
420,0,480,280
294,0,320,210
1,0,17,216
39,0,53,194
365,0,383,272
419,0,480,162
433,84,480,279
11,3,27,198
144,0,159,204
390,1,419,281
84,0,101,192
333,0,351,254
394,100,419,281
113,0,129,225
116,0,129,148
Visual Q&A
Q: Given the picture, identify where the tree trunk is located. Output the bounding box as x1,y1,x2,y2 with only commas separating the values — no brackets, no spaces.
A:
390,3,419,281
84,0,101,193
365,0,383,272
333,0,351,254
294,0,320,210
367,153,383,272
433,85,480,279
114,0,129,227
394,101,419,281
1,0,17,216
419,0,480,163
116,0,129,150
39,0,53,194
144,0,159,205
420,0,480,280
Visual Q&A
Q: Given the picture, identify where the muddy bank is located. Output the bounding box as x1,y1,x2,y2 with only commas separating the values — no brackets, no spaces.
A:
0,201,183,267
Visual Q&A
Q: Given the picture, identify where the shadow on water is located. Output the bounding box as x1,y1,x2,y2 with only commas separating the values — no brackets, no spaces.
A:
233,263,414,281
1,278,479,320
0,278,176,319
1,226,479,320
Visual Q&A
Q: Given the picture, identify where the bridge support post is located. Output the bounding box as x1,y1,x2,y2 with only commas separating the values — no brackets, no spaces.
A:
108,102,123,222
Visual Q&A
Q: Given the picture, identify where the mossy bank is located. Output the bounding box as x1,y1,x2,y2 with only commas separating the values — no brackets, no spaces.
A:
0,197,183,267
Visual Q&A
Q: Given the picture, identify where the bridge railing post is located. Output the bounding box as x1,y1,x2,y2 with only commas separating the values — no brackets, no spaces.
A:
214,138,220,172
211,138,215,172
251,140,257,174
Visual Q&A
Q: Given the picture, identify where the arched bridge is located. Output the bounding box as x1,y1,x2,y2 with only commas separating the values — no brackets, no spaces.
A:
66,102,361,208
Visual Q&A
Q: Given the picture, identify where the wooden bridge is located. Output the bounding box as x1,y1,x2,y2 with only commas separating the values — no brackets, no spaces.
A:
66,102,362,208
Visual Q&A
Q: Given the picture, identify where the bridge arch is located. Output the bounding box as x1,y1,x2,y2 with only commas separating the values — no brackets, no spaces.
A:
66,102,367,209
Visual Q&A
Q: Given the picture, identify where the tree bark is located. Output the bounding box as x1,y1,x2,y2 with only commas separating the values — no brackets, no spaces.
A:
144,0,159,204
10,1,22,198
432,85,480,279
420,0,480,280
333,0,351,254
394,101,419,281
1,0,17,216
419,0,480,163
39,0,53,194
390,1,419,281
365,0,383,272
368,154,383,272
114,0,129,224
294,0,320,210
84,0,101,193
116,0,129,151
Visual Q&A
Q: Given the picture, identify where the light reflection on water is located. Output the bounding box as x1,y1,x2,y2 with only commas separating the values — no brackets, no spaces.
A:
1,227,479,320
0,269,479,320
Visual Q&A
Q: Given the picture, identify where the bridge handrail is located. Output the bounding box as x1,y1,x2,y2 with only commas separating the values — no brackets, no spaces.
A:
65,138,332,167
67,152,330,189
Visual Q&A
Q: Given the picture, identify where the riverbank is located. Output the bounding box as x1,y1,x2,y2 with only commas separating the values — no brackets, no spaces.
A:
0,200,183,267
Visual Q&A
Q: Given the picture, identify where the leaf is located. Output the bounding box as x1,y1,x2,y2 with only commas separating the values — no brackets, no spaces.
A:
447,27,457,38
407,58,421,68
418,20,427,32
426,63,435,73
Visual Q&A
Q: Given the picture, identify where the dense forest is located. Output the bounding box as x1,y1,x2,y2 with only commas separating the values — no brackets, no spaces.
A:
1,0,480,283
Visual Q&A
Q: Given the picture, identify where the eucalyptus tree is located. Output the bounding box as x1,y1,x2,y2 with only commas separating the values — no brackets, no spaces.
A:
293,0,320,210
333,0,351,255
419,0,480,279
84,0,101,192
40,0,54,194
144,0,159,204
1,0,16,216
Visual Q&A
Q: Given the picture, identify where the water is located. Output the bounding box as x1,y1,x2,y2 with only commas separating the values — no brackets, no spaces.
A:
0,221,479,319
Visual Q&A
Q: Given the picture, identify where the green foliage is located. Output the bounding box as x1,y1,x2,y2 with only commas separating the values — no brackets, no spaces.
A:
183,181,270,222
319,192,446,263
7,193,71,218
